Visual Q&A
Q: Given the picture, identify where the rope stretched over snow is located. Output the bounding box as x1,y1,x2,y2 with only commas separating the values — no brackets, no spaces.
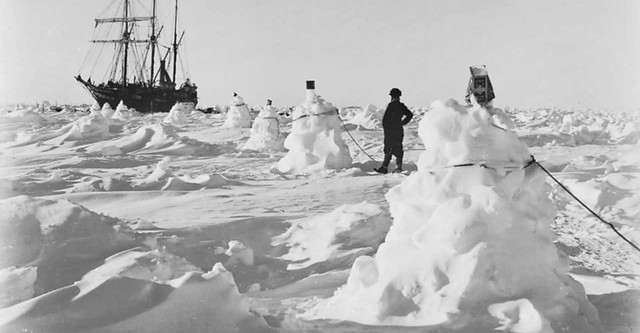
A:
337,114,380,164
442,156,640,253
290,108,379,163
437,158,536,172
256,116,283,135
341,109,637,253
289,108,379,163
534,160,640,253
292,110,340,122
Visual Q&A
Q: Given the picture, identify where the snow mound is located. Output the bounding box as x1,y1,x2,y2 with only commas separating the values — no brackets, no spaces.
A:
0,196,271,332
87,123,225,156
0,178,26,199
225,240,254,266
0,195,138,293
163,102,190,125
305,99,601,332
91,101,101,112
222,94,252,128
0,108,47,125
111,100,133,120
559,172,640,225
0,266,37,308
272,89,352,174
617,130,640,144
273,201,390,270
101,102,114,119
0,253,272,332
133,157,230,191
559,121,610,146
71,176,135,193
9,111,111,147
342,104,382,130
63,112,111,141
242,104,285,151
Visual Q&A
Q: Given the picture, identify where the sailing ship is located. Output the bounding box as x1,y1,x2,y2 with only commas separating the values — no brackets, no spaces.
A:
75,0,197,112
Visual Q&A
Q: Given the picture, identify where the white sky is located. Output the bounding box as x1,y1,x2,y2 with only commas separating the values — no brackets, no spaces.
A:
0,0,638,111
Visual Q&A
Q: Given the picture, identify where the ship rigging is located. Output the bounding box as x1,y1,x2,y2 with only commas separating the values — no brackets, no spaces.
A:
75,0,198,112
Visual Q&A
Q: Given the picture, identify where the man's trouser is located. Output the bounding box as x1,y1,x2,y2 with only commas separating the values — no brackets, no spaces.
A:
382,142,403,169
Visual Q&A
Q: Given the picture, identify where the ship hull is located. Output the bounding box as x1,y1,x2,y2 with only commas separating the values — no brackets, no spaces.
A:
76,77,197,113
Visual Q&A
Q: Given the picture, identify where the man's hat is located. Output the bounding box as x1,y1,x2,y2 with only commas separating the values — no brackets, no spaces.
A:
389,88,402,97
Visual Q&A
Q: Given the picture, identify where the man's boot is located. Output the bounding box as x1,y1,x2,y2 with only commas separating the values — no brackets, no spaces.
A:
393,156,403,173
374,166,388,174
375,153,392,174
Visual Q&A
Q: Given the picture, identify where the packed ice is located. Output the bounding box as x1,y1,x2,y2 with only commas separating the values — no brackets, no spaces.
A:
0,89,638,333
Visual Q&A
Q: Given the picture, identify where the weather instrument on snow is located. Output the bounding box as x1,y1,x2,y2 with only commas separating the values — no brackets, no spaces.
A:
465,65,495,107
75,0,198,112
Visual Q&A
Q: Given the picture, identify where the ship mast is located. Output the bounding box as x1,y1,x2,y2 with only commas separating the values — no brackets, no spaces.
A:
149,0,156,85
122,0,129,85
172,0,179,84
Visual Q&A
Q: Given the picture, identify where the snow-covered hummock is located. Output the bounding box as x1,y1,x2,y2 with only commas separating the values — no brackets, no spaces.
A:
222,93,252,128
90,101,102,116
242,100,285,151
272,83,352,173
131,157,230,191
0,196,271,332
65,108,110,141
0,108,46,124
0,266,37,308
112,100,133,120
273,201,389,270
163,102,189,125
346,104,383,130
306,99,601,332
85,122,225,156
101,102,114,119
225,240,254,266
558,113,610,145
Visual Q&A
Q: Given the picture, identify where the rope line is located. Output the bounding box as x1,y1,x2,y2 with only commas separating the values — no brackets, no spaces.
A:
255,116,283,135
290,109,638,252
295,107,638,252
434,155,639,253
337,114,379,164
292,110,338,122
535,161,640,252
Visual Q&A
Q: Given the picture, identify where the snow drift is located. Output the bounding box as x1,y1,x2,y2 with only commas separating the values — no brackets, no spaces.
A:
0,195,272,332
273,201,390,270
86,123,224,156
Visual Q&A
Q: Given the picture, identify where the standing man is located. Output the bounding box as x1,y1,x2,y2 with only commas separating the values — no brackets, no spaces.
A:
374,88,414,174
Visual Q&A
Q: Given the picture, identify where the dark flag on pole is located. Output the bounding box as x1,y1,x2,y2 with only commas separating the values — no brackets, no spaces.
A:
465,65,495,106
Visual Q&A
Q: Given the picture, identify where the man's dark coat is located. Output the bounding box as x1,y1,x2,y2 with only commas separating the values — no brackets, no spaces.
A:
382,100,414,147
